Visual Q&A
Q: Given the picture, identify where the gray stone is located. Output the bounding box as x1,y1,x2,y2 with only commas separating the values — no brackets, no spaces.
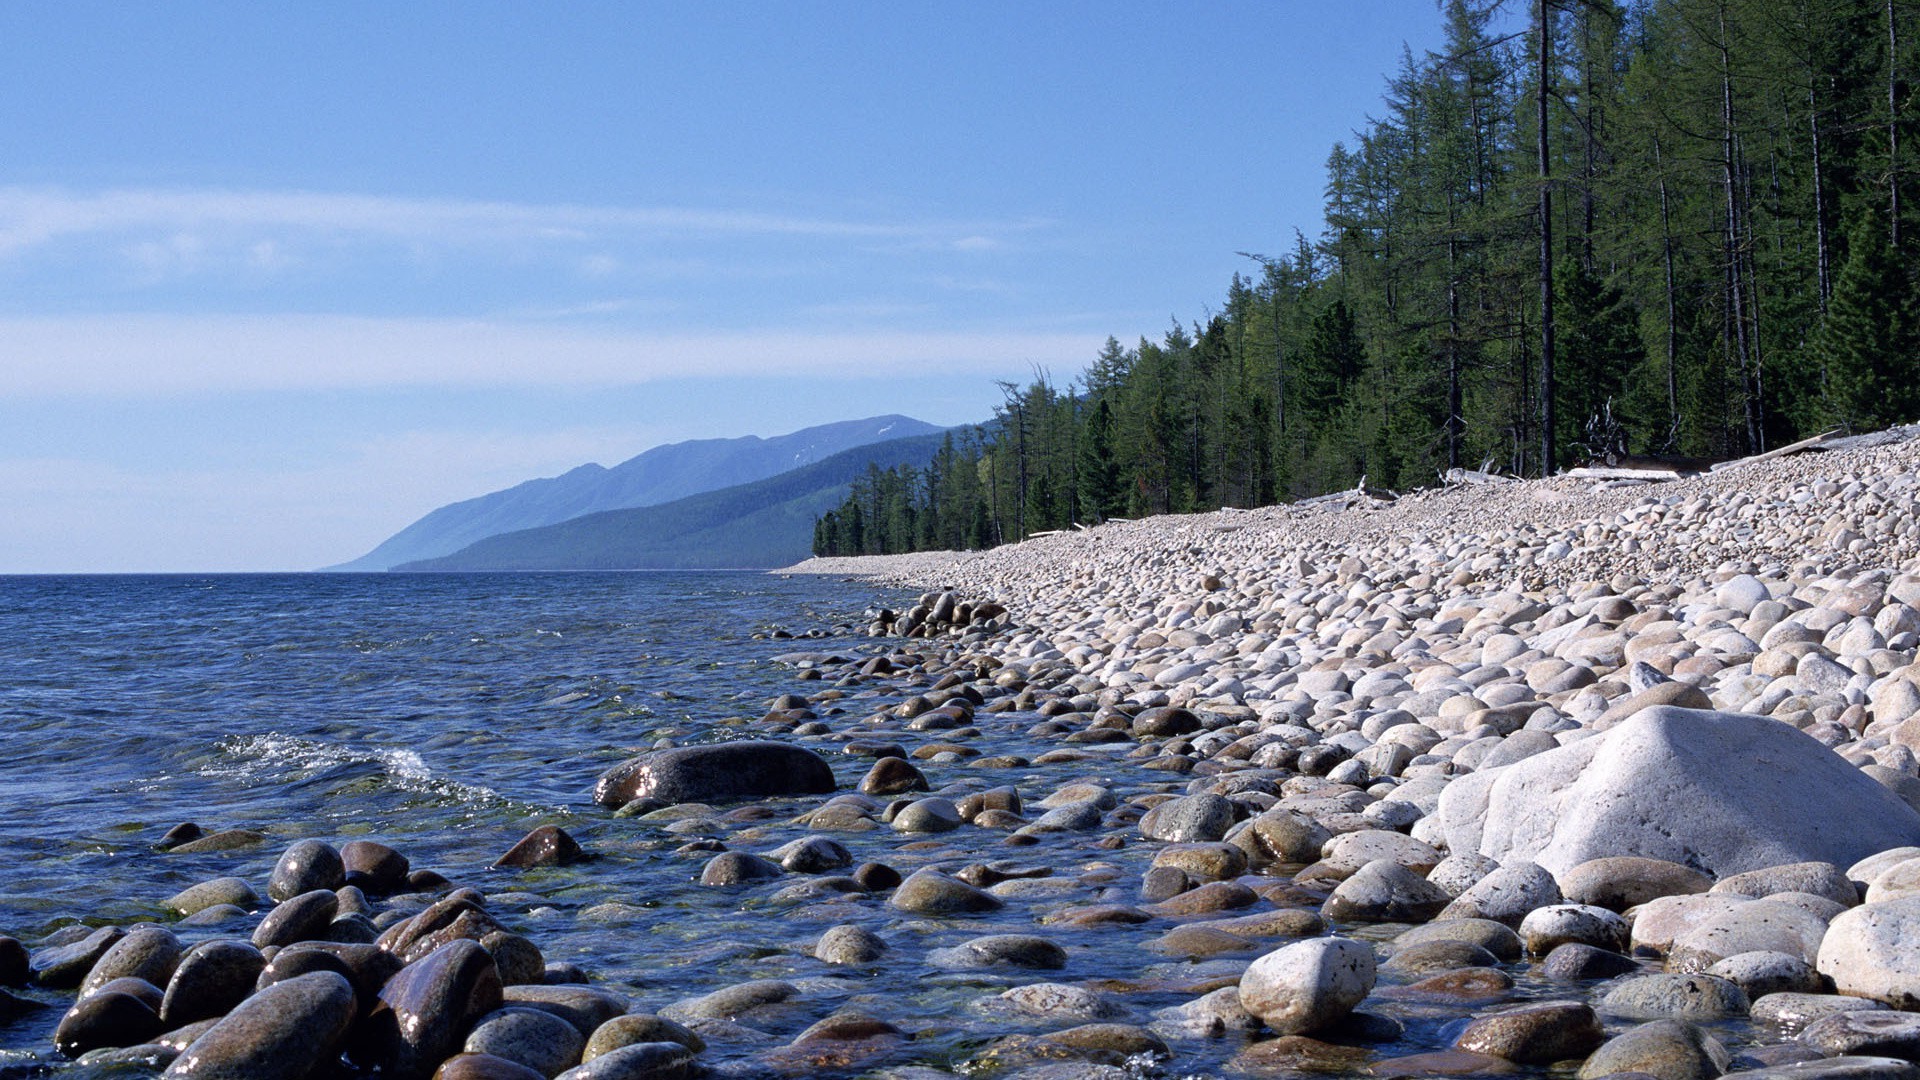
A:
698,852,783,886
583,1014,704,1059
502,985,631,1039
160,941,264,1027
1818,896,1920,1007
1237,936,1376,1036
1439,707,1920,877
1321,860,1451,923
892,797,963,834
1577,1018,1730,1080
1453,1001,1604,1064
928,934,1067,971
555,1041,695,1080
1393,919,1523,963
1139,794,1236,842
465,1006,587,1078
1541,943,1640,980
1714,1059,1920,1080
1708,951,1825,997
1753,993,1891,1036
251,890,338,950
161,971,356,1079
1800,1011,1920,1061
352,939,504,1077
1601,972,1750,1020
1716,862,1860,906
889,869,1002,914
1670,898,1830,970
1439,862,1563,927
81,926,182,997
166,878,260,917
592,741,835,806
30,926,124,988
814,925,887,965
268,840,344,902
1558,856,1713,911
1518,904,1630,956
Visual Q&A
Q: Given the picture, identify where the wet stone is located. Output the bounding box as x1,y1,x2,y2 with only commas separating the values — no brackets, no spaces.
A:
493,825,586,869
1394,918,1524,963
1380,940,1502,977
161,970,357,1080
584,1014,706,1059
1575,1018,1731,1080
1453,1001,1605,1064
251,889,339,949
858,756,929,796
167,878,261,917
55,988,163,1057
1237,936,1376,1036
1801,1011,1920,1061
1601,972,1751,1021
814,925,887,965
502,984,631,1039
555,1041,695,1080
31,925,125,988
81,925,182,997
160,940,265,1027
889,868,1003,914
1382,967,1515,1004
341,839,411,895
927,934,1067,971
465,1006,587,1078
353,939,504,1078
434,1054,548,1080
699,851,784,886
1541,942,1641,980
269,840,345,901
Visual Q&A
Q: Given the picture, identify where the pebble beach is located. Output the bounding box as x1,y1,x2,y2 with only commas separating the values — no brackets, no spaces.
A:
19,429,1920,1079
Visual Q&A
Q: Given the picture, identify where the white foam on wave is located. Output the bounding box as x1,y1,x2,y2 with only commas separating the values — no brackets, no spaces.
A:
206,732,502,807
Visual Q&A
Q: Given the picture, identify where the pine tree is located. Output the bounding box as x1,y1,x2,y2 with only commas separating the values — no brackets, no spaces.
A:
1815,208,1919,430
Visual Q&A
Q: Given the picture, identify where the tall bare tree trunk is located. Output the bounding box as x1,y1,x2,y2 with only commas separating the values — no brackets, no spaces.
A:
1655,135,1681,442
1539,0,1558,475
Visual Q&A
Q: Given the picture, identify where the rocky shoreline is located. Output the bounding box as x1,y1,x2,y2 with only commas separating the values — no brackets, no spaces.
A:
17,430,1920,1079
774,425,1920,1077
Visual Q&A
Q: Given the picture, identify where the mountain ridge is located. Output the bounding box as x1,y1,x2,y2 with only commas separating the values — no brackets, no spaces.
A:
391,430,950,571
327,414,940,570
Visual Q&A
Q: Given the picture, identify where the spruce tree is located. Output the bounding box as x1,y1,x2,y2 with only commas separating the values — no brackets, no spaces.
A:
1816,208,1919,431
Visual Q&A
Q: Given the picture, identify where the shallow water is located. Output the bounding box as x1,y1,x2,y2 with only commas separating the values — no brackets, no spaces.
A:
0,573,1788,1077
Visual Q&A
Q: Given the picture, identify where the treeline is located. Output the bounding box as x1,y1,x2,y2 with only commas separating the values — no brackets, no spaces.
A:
815,0,1918,558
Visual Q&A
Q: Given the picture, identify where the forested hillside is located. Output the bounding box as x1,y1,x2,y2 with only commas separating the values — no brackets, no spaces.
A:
815,0,1917,557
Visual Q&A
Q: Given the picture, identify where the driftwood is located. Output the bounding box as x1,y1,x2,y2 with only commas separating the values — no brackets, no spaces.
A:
1442,468,1519,486
1565,466,1684,482
1708,429,1841,471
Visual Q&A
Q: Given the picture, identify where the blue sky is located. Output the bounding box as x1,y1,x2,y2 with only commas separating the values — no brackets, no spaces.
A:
1,2,1466,572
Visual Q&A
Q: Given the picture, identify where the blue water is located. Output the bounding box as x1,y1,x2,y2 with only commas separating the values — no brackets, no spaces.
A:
0,573,926,1062
0,573,1716,1078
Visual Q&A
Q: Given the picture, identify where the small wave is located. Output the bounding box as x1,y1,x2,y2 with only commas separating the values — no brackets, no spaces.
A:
204,732,502,807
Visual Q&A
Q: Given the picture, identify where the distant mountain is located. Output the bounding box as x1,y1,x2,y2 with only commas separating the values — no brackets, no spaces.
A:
392,431,948,571
328,414,941,570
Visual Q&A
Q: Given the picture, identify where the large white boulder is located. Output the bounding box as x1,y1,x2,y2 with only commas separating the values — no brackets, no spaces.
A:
1437,707,1920,878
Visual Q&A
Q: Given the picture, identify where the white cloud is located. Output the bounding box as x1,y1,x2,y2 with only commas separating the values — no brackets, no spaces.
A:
0,313,1096,397
0,185,1040,258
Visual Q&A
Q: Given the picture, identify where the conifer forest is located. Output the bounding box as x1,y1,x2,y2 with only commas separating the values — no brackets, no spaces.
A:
815,0,1918,558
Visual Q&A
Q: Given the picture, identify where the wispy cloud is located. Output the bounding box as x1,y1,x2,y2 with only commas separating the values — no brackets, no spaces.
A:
0,186,1042,260
0,313,1096,397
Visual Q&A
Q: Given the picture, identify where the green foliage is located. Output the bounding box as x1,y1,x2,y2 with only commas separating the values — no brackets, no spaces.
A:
814,0,1920,558
1815,208,1920,431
